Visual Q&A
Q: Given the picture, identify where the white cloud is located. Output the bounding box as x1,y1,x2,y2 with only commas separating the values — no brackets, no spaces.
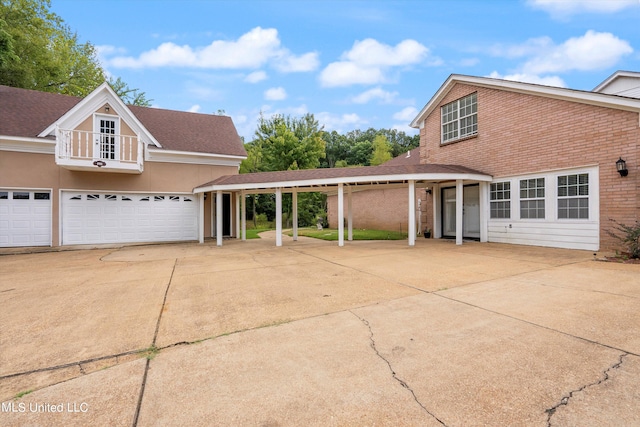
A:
320,38,430,87
187,104,201,113
264,87,287,101
528,0,638,16
392,106,419,122
522,31,632,74
245,71,268,83
316,111,367,133
350,87,399,104
487,71,567,87
105,27,318,73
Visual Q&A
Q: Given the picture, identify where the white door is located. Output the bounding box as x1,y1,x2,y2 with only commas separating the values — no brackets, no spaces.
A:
441,185,480,239
0,189,51,247
61,192,198,245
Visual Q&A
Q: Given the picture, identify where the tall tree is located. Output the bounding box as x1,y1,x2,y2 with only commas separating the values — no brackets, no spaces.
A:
0,0,150,105
370,134,393,165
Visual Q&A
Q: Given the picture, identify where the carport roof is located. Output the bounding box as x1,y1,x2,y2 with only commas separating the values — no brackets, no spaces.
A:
194,163,492,193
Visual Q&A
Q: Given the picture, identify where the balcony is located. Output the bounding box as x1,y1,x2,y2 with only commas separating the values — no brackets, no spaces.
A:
55,129,144,174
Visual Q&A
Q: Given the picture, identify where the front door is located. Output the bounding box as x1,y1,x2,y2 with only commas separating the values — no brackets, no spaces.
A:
441,185,480,239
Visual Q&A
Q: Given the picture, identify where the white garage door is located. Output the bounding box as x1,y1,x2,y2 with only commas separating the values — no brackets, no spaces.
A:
62,192,198,245
0,189,52,247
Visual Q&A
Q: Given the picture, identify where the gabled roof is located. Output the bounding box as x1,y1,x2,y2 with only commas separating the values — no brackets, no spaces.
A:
194,163,490,193
382,147,421,166
0,84,246,157
593,70,640,98
410,74,640,128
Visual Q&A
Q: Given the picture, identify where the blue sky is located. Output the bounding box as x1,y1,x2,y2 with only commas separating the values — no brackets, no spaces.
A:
51,0,640,142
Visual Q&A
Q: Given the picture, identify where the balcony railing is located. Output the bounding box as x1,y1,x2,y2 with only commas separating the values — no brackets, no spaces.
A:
55,128,143,173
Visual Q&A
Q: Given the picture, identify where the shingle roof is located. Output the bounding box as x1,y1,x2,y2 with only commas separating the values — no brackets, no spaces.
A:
382,147,421,166
0,85,246,157
196,163,489,191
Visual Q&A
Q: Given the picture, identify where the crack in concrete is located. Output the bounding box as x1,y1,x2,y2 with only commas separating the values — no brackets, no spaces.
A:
350,311,448,427
545,353,629,426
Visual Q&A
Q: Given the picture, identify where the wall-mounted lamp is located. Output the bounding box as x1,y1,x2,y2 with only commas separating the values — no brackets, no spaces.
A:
616,157,628,177
105,105,110,112
425,188,432,195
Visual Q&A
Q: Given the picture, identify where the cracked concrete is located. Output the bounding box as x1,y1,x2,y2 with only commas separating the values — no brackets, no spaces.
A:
1,236,639,426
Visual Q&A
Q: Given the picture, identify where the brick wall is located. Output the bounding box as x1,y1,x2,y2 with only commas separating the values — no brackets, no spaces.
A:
419,83,640,252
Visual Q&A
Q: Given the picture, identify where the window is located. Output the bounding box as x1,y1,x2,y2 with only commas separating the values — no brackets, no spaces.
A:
169,196,180,201
34,192,50,200
13,192,29,200
558,174,589,219
441,93,477,144
105,194,117,201
154,196,165,201
87,194,100,201
490,182,511,219
99,118,116,160
0,192,8,199
122,196,132,201
70,195,82,200
520,178,545,219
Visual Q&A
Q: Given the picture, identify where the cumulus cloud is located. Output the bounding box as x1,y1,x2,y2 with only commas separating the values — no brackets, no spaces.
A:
315,112,367,132
392,106,419,122
487,71,567,87
264,87,287,101
521,31,633,74
104,27,318,73
245,71,268,83
350,87,399,104
320,38,430,87
528,0,638,16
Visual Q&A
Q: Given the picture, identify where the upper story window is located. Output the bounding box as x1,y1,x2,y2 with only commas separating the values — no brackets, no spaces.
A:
558,174,589,219
441,93,477,144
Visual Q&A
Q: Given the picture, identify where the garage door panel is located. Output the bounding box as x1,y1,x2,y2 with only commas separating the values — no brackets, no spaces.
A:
62,192,198,245
0,190,52,247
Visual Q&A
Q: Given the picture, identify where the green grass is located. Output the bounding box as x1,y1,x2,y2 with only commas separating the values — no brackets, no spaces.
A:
244,228,272,239
290,228,407,241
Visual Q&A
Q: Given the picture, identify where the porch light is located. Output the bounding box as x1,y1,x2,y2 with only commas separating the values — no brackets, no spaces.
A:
616,157,628,177
105,105,110,112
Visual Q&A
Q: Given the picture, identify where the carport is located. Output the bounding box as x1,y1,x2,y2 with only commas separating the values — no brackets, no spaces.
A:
193,164,492,247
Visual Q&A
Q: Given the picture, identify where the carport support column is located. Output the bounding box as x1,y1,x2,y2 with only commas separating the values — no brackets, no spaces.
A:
338,183,344,247
347,185,353,241
198,192,205,244
292,189,298,241
216,190,223,246
456,179,463,245
235,192,240,239
479,182,488,243
408,180,416,246
275,188,283,247
241,190,247,241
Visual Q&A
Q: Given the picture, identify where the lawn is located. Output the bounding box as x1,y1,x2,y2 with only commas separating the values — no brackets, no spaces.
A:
290,228,408,241
245,228,272,239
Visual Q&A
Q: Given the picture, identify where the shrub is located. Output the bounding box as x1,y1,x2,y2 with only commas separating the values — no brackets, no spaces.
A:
606,219,640,259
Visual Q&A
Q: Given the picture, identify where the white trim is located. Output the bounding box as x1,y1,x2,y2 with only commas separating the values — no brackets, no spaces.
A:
593,70,640,92
146,147,245,166
194,172,492,193
411,74,640,129
0,136,56,154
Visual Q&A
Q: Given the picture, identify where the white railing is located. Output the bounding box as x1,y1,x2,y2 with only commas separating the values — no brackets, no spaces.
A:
56,128,143,169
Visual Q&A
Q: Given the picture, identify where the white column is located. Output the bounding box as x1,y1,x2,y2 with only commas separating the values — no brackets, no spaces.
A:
235,192,240,239
275,188,283,247
337,183,344,247
292,189,298,241
408,180,416,246
432,184,441,239
216,190,223,247
479,182,489,243
456,180,463,245
241,191,246,241
198,192,205,244
347,185,353,241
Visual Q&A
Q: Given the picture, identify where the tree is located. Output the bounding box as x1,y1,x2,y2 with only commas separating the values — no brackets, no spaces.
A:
254,113,325,171
370,135,393,166
0,0,150,105
108,77,152,107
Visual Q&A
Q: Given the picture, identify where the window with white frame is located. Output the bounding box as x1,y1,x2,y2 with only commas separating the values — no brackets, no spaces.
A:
520,178,545,219
441,92,477,144
557,174,589,219
490,182,511,219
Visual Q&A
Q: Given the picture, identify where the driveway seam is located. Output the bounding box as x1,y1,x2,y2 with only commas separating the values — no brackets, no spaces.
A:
349,310,448,427
545,353,629,426
131,258,177,427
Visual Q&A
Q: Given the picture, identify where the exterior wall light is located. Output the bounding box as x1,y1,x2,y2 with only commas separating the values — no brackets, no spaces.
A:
105,105,110,112
616,157,628,177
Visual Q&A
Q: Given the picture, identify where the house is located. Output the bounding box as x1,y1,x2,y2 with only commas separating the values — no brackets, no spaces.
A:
0,83,246,248
325,71,640,252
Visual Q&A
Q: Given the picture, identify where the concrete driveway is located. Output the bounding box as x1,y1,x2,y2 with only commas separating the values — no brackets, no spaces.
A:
1,234,639,426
